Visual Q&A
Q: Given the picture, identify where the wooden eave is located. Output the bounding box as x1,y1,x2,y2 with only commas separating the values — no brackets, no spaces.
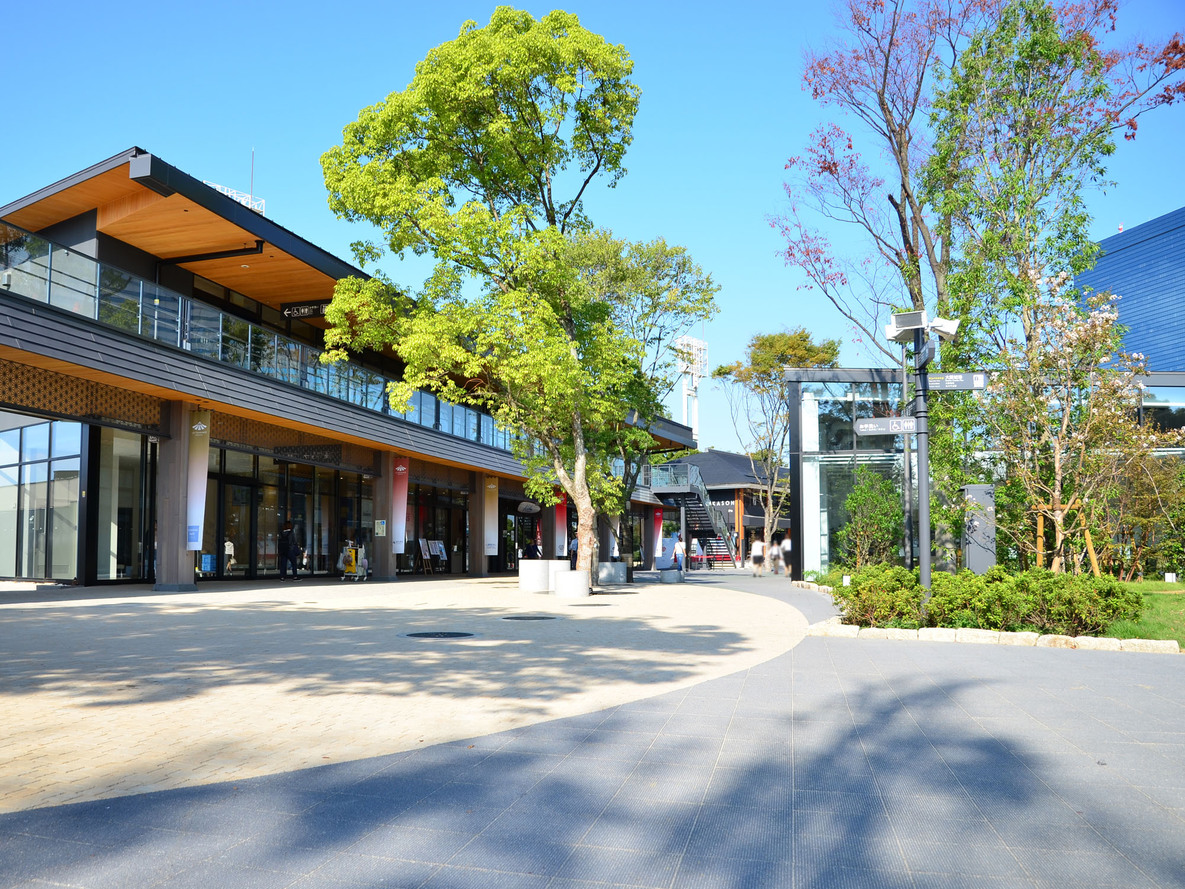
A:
1,149,363,314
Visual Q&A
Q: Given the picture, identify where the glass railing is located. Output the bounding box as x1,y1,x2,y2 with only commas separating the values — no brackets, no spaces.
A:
0,222,513,451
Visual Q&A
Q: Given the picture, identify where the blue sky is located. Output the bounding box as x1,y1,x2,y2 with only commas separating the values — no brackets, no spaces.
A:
3,0,1182,453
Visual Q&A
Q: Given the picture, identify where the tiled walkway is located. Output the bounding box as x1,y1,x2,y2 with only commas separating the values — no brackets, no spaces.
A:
2,571,1183,888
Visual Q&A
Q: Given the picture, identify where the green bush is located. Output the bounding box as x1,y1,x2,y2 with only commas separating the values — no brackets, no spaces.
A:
829,565,923,628
927,566,1036,632
1020,571,1143,637
831,565,1143,636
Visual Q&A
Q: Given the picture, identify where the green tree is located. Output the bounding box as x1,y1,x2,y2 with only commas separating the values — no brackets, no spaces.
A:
566,231,718,562
923,0,1185,570
713,328,840,550
837,466,904,569
780,0,1183,571
320,8,666,572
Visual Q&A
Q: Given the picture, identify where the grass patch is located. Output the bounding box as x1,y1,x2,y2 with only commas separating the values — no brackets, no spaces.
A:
1111,583,1185,647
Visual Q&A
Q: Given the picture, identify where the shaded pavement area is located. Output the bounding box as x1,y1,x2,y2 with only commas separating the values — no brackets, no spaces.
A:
2,569,1183,888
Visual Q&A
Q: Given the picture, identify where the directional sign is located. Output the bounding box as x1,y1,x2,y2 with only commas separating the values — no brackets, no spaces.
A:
281,300,332,319
925,372,988,391
854,417,917,436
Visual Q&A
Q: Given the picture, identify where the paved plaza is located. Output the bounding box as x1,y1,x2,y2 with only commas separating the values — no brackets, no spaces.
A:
1,570,1182,888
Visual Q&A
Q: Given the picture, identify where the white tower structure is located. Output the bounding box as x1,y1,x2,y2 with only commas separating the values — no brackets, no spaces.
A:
675,335,707,443
203,181,266,215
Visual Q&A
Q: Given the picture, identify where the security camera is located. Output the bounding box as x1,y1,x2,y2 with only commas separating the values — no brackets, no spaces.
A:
929,317,961,341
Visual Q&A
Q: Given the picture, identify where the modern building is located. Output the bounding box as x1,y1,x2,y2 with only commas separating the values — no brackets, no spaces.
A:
782,363,1185,581
661,449,790,564
0,148,687,589
1078,206,1185,372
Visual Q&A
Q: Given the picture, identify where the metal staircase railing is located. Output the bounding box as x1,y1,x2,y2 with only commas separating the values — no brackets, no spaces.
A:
650,464,738,567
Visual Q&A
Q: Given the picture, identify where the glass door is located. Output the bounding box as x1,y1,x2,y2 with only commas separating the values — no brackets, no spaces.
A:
223,483,252,578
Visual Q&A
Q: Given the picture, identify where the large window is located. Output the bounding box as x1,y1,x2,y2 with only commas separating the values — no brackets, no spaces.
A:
0,415,83,581
94,428,150,581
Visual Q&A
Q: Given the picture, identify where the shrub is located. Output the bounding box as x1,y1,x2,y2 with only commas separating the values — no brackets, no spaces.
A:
926,566,1036,632
1021,571,1143,637
833,564,1143,636
829,565,923,628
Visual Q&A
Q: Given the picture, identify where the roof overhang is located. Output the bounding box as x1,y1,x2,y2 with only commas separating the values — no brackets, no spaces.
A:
0,148,365,312
625,411,696,451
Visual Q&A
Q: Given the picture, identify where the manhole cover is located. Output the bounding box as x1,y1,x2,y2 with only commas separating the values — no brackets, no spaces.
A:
502,615,558,621
405,631,475,639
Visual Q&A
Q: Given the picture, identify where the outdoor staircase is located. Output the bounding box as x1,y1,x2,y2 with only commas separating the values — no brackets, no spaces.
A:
650,464,738,567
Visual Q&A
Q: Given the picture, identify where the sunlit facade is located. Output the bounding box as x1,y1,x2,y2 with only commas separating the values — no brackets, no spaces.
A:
0,149,684,588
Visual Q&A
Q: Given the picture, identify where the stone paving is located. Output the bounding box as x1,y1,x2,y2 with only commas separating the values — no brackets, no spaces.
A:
1,569,1183,888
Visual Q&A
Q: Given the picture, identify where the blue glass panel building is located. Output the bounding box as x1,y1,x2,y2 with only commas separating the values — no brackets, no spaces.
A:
1078,206,1185,371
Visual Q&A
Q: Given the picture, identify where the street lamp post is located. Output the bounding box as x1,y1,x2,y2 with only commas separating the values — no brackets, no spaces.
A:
913,327,933,591
885,311,960,595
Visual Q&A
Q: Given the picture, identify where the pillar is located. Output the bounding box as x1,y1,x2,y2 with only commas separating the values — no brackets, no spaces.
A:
153,401,198,591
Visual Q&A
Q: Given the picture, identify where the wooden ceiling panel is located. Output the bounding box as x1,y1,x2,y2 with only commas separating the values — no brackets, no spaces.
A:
3,165,136,232
183,252,338,304
4,155,349,313
100,193,250,257
99,193,337,307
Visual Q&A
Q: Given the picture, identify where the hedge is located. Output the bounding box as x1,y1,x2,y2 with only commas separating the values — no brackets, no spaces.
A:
828,565,1142,637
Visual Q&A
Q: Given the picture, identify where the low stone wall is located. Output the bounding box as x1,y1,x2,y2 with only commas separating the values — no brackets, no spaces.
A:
806,616,1179,653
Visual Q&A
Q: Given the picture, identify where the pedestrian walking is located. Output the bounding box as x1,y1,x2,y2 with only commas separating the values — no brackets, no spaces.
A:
751,538,766,577
781,535,793,577
279,520,301,581
569,535,579,569
769,538,783,575
674,534,686,571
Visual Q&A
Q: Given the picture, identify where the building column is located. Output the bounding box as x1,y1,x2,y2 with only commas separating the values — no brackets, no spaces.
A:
468,472,491,577
371,453,394,581
154,401,198,592
541,499,560,561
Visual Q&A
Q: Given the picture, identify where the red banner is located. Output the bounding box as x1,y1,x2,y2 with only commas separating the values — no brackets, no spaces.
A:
554,493,568,558
391,456,410,552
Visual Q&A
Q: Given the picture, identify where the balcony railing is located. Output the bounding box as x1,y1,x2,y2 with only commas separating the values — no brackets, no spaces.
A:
0,222,513,451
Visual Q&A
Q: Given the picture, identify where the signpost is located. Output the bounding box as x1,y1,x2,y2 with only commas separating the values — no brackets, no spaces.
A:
926,372,988,391
281,300,332,320
854,417,917,436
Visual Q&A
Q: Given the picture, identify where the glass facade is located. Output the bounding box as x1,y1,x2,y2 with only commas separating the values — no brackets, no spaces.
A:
0,416,84,580
398,484,469,575
197,449,377,580
794,374,1185,578
0,221,514,453
798,380,907,576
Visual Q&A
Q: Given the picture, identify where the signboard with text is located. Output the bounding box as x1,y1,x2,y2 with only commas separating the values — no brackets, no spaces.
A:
925,372,988,391
855,417,917,436
281,300,332,320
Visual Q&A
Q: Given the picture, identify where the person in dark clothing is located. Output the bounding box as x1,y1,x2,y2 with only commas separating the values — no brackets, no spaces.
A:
279,520,301,581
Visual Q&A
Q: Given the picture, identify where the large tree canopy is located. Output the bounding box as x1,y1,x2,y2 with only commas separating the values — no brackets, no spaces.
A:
319,8,713,575
322,6,639,282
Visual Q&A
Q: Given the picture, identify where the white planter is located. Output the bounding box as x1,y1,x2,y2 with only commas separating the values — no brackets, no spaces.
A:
597,562,627,585
518,560,551,593
659,569,684,584
546,560,571,591
554,569,591,598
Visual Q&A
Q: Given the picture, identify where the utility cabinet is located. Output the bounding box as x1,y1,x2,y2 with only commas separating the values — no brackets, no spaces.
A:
960,484,997,575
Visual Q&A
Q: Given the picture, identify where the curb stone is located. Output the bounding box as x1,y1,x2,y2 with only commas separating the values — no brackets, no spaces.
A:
956,628,1001,645
858,627,918,641
805,620,1179,653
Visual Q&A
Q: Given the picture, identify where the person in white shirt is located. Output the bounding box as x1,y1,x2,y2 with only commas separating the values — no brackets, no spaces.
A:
751,538,766,577
674,534,686,571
